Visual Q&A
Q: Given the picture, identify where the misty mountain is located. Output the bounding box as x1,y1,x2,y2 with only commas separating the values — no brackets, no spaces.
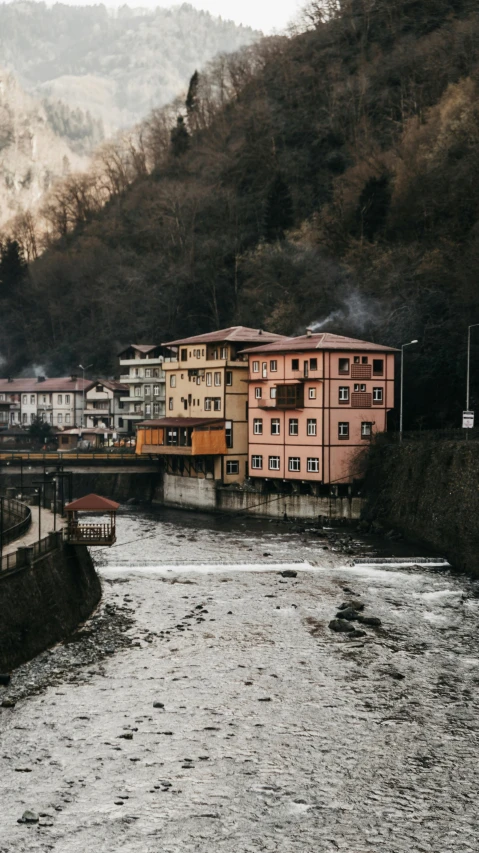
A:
0,1,260,133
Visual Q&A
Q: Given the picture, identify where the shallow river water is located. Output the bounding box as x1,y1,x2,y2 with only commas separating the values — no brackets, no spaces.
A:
1,507,479,852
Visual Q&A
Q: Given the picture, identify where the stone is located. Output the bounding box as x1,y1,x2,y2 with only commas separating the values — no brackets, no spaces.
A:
258,697,272,702
328,619,355,633
349,629,367,639
153,702,164,708
118,733,133,739
335,607,360,621
357,616,382,628
389,671,405,680
1,698,15,708
19,810,39,824
338,600,364,612
280,570,297,578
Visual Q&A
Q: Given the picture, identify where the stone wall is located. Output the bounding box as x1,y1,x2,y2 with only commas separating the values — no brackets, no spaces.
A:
363,441,479,576
0,543,101,671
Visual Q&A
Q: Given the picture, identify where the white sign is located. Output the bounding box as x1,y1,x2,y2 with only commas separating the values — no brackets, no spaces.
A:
463,410,474,429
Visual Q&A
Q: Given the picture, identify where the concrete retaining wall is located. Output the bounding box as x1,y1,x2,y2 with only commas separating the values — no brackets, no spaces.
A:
0,543,101,671
364,441,479,576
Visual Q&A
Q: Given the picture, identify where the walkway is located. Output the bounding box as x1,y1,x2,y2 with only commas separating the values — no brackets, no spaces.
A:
3,504,65,557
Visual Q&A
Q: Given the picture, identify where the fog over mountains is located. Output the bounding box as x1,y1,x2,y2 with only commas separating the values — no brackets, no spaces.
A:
0,2,259,132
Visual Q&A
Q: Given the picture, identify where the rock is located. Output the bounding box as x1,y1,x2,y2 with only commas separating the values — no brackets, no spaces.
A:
389,671,405,680
280,570,297,578
153,702,164,708
0,674,11,685
338,600,364,612
258,697,272,702
263,552,272,557
118,733,133,740
348,629,366,639
1,698,15,708
335,607,360,621
19,810,39,824
357,616,382,628
328,619,355,633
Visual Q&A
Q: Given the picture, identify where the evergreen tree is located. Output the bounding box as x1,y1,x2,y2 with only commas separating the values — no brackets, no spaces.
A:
263,173,294,242
356,175,391,241
0,239,27,296
186,70,199,127
170,115,190,157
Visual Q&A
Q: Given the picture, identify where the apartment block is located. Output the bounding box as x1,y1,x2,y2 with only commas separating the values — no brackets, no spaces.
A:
84,379,129,433
118,344,169,432
136,326,285,483
0,376,90,428
243,331,396,487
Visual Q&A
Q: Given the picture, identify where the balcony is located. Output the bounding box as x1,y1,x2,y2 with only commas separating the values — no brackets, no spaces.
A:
85,405,110,415
351,392,372,408
121,394,144,403
351,364,372,379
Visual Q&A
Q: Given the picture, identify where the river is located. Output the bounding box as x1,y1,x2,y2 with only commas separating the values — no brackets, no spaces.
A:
1,507,478,852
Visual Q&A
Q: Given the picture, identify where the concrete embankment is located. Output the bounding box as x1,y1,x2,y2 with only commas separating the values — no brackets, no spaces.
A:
0,543,101,671
363,440,479,576
1,470,159,503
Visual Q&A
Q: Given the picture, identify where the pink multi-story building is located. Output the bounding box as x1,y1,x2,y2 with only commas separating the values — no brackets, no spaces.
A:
242,331,397,487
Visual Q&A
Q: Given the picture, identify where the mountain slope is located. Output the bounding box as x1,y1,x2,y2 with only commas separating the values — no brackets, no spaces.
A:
0,2,260,132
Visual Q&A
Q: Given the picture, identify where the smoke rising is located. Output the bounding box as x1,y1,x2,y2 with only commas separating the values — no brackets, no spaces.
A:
308,290,384,337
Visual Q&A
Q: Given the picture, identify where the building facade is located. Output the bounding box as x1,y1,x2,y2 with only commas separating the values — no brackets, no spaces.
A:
0,376,90,428
118,345,168,433
84,380,129,433
243,332,396,487
136,327,285,484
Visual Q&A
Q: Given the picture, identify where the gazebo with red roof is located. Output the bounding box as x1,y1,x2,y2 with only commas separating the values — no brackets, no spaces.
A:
64,493,120,546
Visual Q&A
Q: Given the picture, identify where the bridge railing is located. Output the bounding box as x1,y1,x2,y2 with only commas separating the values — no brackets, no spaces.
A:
1,497,32,547
0,450,152,465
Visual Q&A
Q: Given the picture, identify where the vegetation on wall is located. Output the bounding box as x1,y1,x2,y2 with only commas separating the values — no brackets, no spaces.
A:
1,0,479,428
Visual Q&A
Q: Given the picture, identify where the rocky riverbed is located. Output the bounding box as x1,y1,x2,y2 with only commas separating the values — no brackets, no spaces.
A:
1,508,478,852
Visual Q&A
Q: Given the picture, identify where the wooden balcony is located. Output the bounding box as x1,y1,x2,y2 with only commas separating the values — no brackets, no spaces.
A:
67,522,116,546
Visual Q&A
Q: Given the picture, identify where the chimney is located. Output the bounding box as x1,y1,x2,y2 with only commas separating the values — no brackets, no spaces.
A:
70,373,78,381
306,328,313,337
258,329,263,335
37,376,45,382
7,376,13,383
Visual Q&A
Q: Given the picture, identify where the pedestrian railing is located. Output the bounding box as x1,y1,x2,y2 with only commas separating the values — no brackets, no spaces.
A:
0,497,32,548
376,428,479,444
1,530,64,573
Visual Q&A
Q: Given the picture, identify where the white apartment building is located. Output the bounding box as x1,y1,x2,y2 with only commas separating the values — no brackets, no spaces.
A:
0,376,90,428
118,345,168,433
84,379,129,433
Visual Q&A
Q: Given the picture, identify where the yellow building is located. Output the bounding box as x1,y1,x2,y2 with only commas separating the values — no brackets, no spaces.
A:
136,326,285,484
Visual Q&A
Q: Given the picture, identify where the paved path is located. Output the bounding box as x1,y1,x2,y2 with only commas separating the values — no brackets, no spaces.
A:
3,503,65,556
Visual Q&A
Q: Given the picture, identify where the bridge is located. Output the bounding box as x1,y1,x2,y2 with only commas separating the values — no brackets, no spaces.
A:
0,450,154,466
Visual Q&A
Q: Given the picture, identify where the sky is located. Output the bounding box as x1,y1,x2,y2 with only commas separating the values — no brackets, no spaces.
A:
14,0,307,33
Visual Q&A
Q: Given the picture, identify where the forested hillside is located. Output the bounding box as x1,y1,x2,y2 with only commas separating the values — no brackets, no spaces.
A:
1,0,479,428
0,2,259,132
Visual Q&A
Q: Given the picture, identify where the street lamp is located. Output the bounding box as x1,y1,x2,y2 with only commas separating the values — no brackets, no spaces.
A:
400,339,418,442
78,364,93,429
466,324,479,411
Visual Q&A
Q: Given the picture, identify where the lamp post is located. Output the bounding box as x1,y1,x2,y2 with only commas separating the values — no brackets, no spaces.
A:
466,324,479,411
78,364,92,429
400,339,418,442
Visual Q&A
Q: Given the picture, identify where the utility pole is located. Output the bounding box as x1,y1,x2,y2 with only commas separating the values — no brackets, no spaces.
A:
78,363,92,429
400,340,418,442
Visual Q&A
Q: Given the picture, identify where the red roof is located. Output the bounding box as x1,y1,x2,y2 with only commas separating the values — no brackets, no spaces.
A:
85,379,129,393
65,493,120,512
163,326,286,347
240,332,399,354
138,417,224,428
0,377,91,393
118,344,160,356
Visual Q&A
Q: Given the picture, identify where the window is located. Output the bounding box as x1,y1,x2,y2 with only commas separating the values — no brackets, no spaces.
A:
144,385,151,396
65,394,70,404
213,398,221,411
170,375,176,387
206,372,212,386
134,368,140,377
145,369,151,378
270,387,277,399
339,358,350,374
251,455,263,469
153,368,159,378
288,457,300,472
119,418,124,427
338,422,349,439
65,414,70,424
145,403,151,415
361,422,373,438
271,418,280,435
57,413,62,424
168,397,173,410
373,359,384,375
226,422,233,448
307,418,317,436
154,385,160,396
262,362,267,378
214,372,221,386
310,358,318,370
30,413,35,423
23,395,27,404
270,360,277,372
205,398,212,411
153,402,160,415
339,386,349,402
221,347,228,360
269,456,280,470
226,371,232,386
134,403,142,413
253,418,263,435
373,387,383,403
119,400,124,409
354,356,360,364
252,361,259,373
181,349,187,361
307,458,319,473
43,395,47,403
57,394,62,404
135,386,142,397
354,383,366,392
362,356,368,364
22,413,27,423
308,387,316,400
255,387,262,399
291,358,299,371
226,460,239,475
289,418,298,436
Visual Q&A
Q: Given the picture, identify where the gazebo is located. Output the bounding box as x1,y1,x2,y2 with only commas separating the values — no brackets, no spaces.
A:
64,493,120,546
